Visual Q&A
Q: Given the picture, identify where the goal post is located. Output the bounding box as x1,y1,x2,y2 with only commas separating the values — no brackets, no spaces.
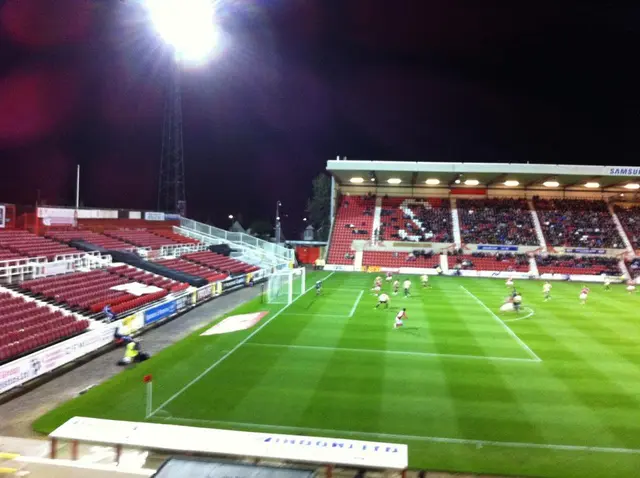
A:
267,267,306,304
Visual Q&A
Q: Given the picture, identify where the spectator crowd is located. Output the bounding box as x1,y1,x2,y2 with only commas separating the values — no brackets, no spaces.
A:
534,198,623,248
614,205,640,249
457,198,538,245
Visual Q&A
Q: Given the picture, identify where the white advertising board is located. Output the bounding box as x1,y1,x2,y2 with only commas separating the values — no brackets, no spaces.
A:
0,325,116,395
51,417,408,470
323,264,355,272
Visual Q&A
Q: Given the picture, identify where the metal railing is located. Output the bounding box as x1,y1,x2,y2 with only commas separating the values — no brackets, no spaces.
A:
179,217,293,261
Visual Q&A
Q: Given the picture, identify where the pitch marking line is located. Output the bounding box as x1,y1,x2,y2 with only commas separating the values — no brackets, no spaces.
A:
459,286,542,362
147,271,337,419
348,290,364,318
247,342,538,363
503,307,535,323
160,416,640,456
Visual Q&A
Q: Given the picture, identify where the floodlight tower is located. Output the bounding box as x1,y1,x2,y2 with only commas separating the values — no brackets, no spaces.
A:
158,58,186,215
148,0,218,215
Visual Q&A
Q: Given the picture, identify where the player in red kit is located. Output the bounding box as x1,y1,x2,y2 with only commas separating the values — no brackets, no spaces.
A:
394,308,407,329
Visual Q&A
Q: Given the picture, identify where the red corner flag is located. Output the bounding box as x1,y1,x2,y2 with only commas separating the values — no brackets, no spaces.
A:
143,374,153,383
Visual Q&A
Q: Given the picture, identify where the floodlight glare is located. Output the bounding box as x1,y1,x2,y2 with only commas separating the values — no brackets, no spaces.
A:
349,177,364,184
146,0,219,64
543,181,560,188
504,180,519,187
387,178,402,184
425,178,440,185
624,183,640,190
464,179,479,186
584,182,600,188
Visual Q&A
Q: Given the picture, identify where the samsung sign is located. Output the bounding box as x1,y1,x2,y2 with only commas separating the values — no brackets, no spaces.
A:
609,167,640,176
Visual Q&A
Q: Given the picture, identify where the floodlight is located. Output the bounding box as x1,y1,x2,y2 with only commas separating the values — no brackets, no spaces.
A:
425,179,440,185
584,182,600,188
504,180,519,187
624,183,640,190
543,181,560,188
387,178,402,184
464,179,479,186
349,177,364,184
146,0,219,64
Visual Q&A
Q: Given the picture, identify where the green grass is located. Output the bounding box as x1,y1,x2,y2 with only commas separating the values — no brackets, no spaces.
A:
34,272,640,477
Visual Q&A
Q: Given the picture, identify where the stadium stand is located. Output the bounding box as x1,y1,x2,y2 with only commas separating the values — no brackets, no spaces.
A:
614,205,640,249
379,197,452,242
155,258,228,282
627,258,640,279
182,251,259,275
0,230,80,259
362,250,440,268
45,229,134,251
153,229,200,245
0,291,89,362
457,198,538,245
109,265,190,293
20,269,169,314
0,247,26,262
536,254,621,275
448,252,530,272
534,198,623,248
327,195,375,264
104,229,181,249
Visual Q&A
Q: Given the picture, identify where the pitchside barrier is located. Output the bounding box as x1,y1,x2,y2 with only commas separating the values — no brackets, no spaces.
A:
49,417,409,476
0,271,269,397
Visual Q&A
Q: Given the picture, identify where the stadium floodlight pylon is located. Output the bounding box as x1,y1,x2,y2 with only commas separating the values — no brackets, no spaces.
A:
267,267,306,305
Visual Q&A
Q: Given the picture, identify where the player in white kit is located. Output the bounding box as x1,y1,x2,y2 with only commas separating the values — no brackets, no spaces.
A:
543,281,552,301
376,293,390,309
403,279,411,298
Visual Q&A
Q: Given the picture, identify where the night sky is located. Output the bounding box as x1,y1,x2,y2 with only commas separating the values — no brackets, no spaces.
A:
0,1,638,237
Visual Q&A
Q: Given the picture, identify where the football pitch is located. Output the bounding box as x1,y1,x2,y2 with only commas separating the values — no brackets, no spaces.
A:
34,272,640,477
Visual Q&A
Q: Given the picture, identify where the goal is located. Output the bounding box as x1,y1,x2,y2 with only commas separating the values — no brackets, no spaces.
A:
267,267,306,305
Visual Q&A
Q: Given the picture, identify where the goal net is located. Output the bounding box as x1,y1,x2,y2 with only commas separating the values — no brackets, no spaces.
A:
267,267,306,304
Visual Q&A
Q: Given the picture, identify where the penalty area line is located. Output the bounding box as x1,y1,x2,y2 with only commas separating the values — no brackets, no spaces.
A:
147,271,336,419
247,342,538,363
348,290,364,317
459,286,541,362
159,416,640,456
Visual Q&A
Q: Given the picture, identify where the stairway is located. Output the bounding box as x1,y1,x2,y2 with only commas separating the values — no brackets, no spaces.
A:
528,200,548,251
607,204,635,254
371,197,382,244
450,198,462,249
528,256,540,277
619,259,631,280
399,200,428,242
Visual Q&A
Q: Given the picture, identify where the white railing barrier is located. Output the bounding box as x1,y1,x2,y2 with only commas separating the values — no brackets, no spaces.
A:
179,217,293,261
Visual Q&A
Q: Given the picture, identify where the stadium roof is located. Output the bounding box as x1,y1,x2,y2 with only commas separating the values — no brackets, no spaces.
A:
326,160,640,190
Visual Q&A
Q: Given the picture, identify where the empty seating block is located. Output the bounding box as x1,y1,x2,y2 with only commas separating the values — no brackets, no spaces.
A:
155,258,227,282
104,229,181,249
380,198,452,242
0,291,89,363
536,255,621,275
614,205,640,249
327,195,376,264
109,265,190,293
0,230,80,259
20,270,168,314
534,199,623,248
448,253,530,272
45,229,134,250
183,251,259,275
153,230,200,245
457,198,537,245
